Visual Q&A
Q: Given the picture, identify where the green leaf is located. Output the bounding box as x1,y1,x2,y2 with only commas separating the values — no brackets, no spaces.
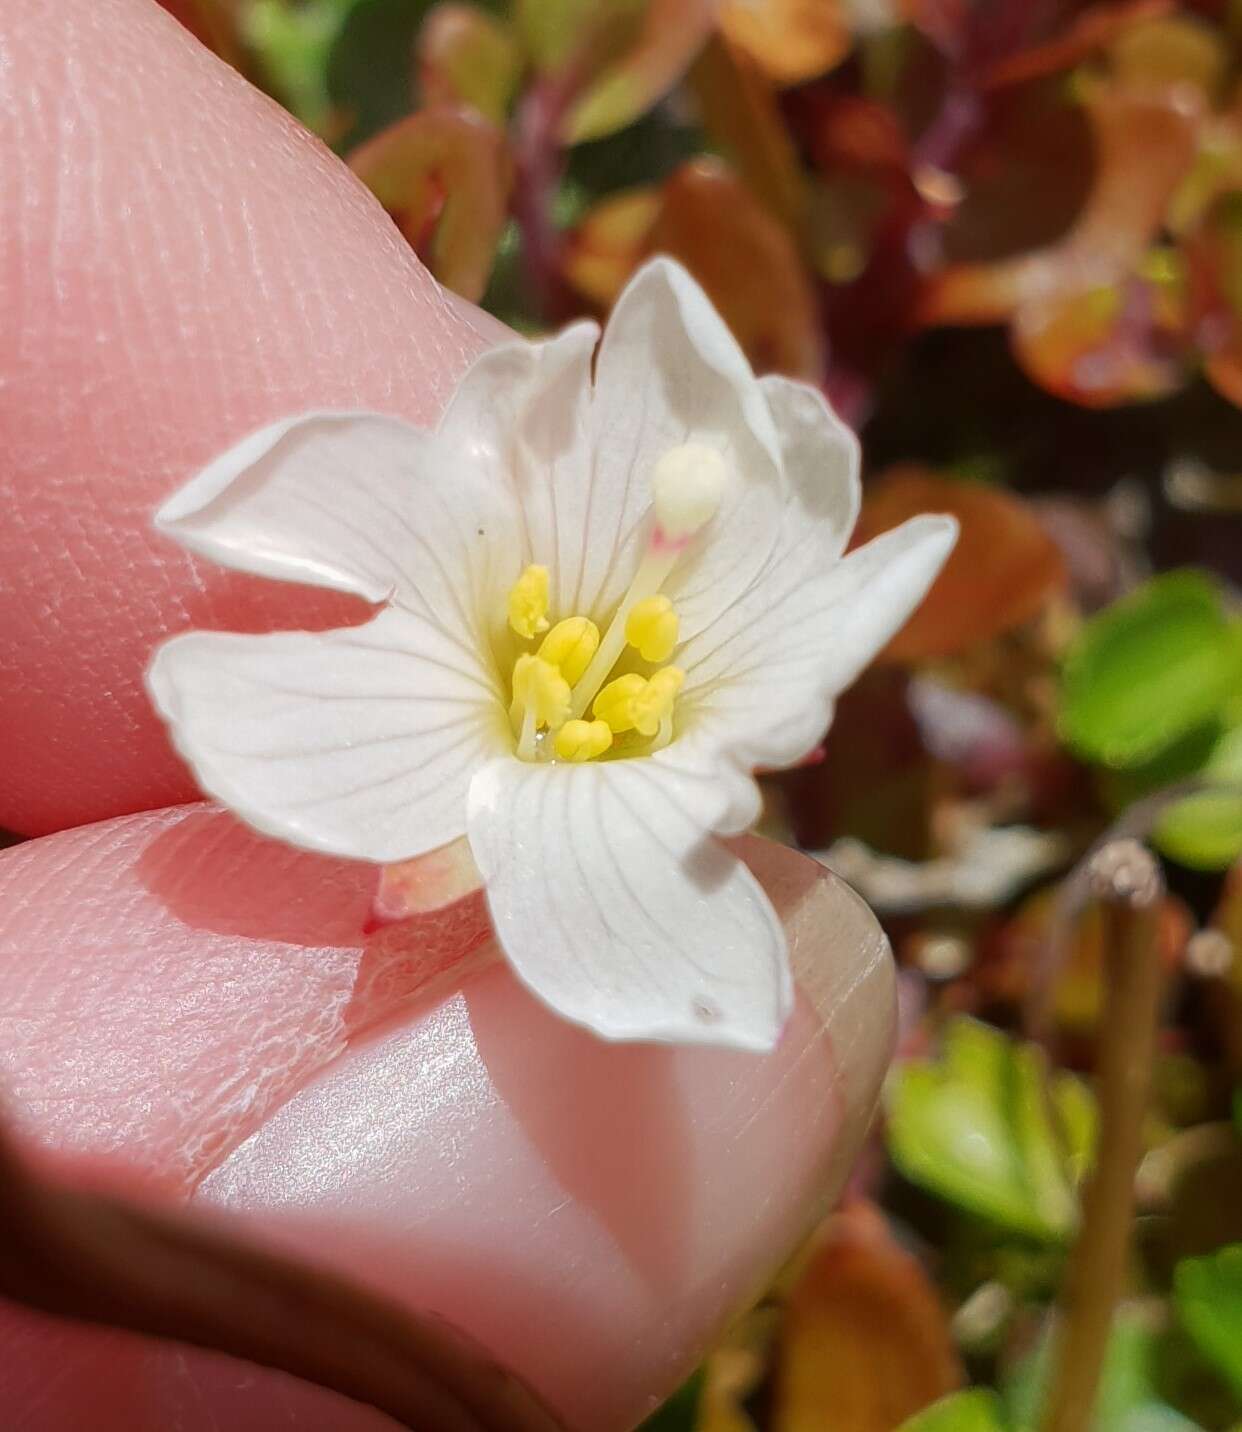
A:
514,0,600,70
1175,1244,1242,1400
560,0,712,145
565,107,702,198
897,1389,1011,1432
347,108,512,303
886,1018,1095,1241
1154,722,1242,870
246,0,353,134
1157,790,1242,870
1059,570,1242,769
636,1370,703,1430
1006,1308,1204,1431
326,0,438,149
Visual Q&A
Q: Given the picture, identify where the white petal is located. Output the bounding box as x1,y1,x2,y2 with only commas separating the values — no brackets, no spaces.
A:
466,756,793,1051
148,607,508,862
679,514,958,771
440,322,607,620
157,411,522,649
759,373,860,557
586,258,788,632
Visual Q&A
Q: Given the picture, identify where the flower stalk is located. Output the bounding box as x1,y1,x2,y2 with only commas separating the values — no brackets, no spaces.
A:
1040,838,1166,1432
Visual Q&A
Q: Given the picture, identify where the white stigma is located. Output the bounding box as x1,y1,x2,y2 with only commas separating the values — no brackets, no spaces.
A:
651,443,727,542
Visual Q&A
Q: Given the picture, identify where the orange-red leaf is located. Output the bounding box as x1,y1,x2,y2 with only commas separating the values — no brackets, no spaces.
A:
772,1202,963,1432
922,90,1198,327
688,33,809,234
1107,12,1228,102
564,187,662,307
644,158,824,380
1187,191,1242,408
416,3,522,126
853,468,1067,663
1010,270,1187,408
718,0,851,88
1208,862,1242,1073
348,107,512,303
982,0,1172,90
984,882,1191,1032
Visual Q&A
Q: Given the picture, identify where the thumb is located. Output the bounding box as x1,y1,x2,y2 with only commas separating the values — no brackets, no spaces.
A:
0,808,895,1429
0,0,502,836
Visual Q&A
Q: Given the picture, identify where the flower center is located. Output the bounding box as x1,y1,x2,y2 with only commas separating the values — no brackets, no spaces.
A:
503,442,726,764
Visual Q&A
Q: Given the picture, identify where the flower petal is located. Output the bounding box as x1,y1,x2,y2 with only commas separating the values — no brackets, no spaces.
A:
466,755,793,1051
157,411,522,648
586,258,788,632
759,374,860,556
679,514,958,772
148,608,507,862
439,322,608,621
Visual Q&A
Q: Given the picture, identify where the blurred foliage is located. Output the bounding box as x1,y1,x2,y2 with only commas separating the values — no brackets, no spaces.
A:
887,1018,1095,1242
900,1391,1009,1432
163,1,1242,1428
1175,1245,1242,1401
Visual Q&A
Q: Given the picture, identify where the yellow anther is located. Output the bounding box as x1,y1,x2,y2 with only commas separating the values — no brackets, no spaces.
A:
630,666,684,737
593,673,647,734
538,616,601,685
507,564,550,639
625,595,679,664
511,654,570,730
554,719,614,763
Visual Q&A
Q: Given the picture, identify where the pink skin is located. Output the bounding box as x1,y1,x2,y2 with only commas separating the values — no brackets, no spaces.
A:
0,3,896,1428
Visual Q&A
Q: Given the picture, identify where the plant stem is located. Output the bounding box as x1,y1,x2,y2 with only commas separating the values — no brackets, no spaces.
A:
1041,838,1165,1432
511,84,573,327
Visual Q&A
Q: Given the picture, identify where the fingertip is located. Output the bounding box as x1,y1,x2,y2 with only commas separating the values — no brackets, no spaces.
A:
0,0,500,835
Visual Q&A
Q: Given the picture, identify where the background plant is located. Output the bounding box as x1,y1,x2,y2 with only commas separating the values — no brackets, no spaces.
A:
162,1,1242,1427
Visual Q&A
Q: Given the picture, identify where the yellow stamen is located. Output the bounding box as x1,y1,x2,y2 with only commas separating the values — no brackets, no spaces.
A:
593,673,647,734
593,667,684,739
554,719,613,762
630,666,684,738
567,445,726,720
507,564,550,639
625,595,679,664
511,654,570,731
538,616,600,685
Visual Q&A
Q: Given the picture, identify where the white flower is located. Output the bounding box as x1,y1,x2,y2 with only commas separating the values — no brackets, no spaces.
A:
147,259,956,1053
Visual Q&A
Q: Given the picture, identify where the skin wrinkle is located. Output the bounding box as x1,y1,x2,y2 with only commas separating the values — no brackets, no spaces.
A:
0,808,364,1185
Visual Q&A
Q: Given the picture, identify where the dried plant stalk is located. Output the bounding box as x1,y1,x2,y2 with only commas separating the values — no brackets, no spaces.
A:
1041,838,1166,1432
